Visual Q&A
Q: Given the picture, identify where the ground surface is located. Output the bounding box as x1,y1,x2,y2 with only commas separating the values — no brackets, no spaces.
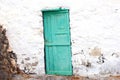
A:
12,74,120,80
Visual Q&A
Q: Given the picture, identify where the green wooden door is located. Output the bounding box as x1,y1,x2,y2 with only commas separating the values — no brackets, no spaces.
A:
42,8,72,75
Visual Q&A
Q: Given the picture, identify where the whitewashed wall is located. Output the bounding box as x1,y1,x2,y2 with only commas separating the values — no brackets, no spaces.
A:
0,0,120,77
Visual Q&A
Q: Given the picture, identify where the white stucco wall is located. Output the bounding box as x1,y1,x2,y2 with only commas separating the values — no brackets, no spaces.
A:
0,0,120,77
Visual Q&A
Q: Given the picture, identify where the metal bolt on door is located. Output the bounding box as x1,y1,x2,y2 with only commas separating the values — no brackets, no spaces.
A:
42,8,72,75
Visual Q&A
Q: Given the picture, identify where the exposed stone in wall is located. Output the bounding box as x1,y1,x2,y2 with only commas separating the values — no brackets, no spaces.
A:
89,47,101,56
25,57,30,61
32,62,38,66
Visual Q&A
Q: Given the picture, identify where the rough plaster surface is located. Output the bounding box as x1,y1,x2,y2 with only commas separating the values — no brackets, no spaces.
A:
0,0,120,77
